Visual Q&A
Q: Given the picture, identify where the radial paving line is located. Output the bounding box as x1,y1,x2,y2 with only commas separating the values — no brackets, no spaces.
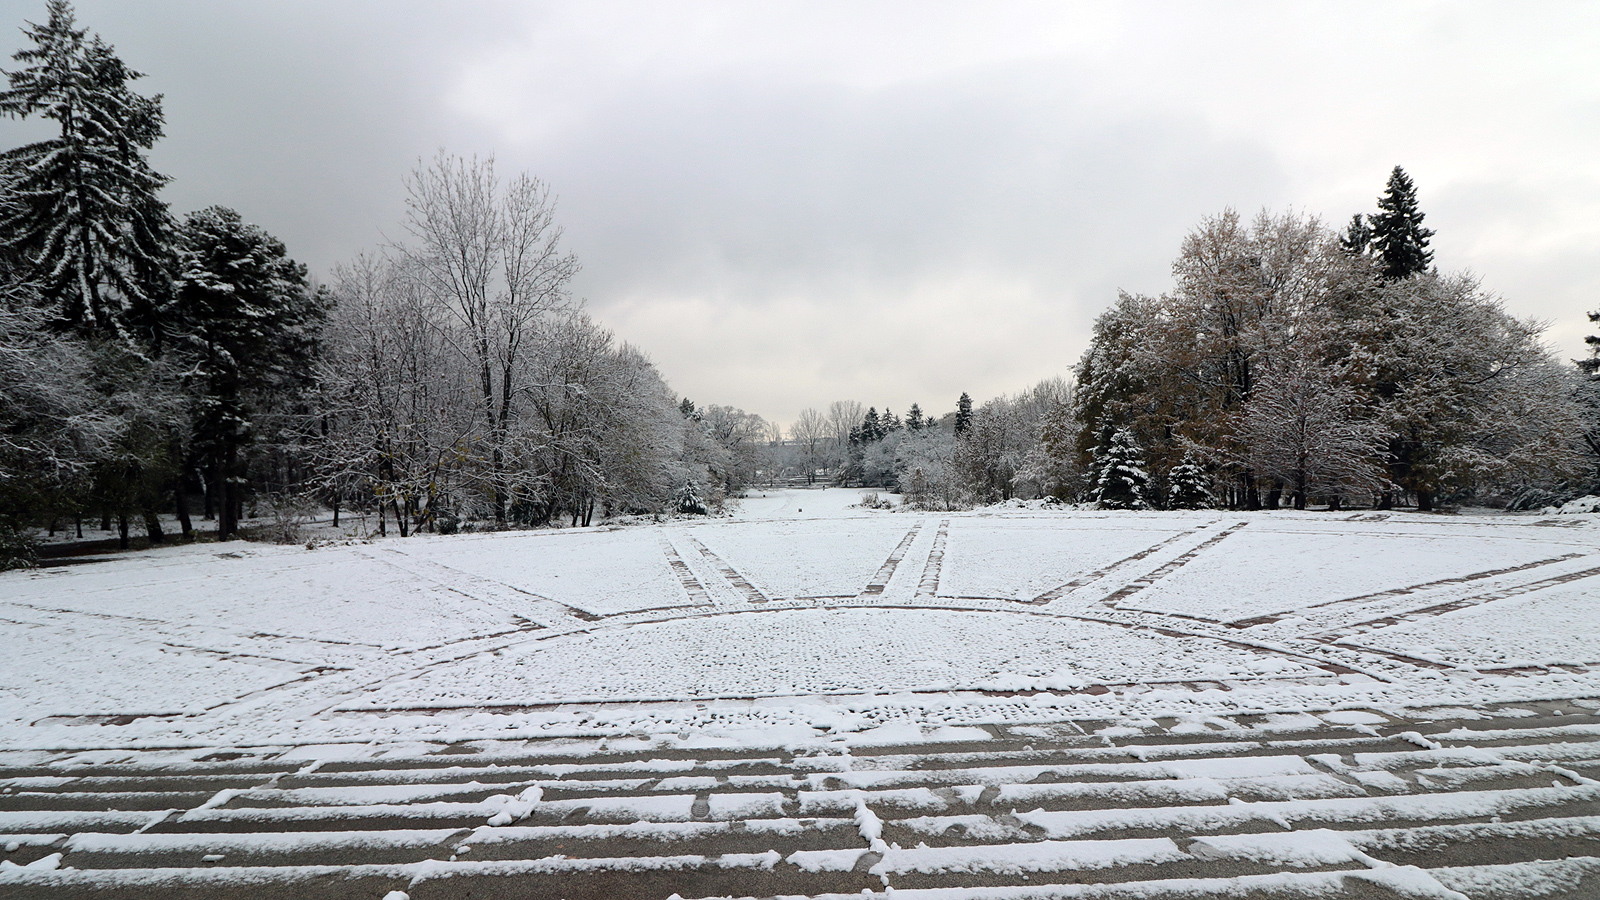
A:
1228,552,1591,629
655,532,720,609
1313,563,1600,645
916,518,950,597
1093,520,1250,610
682,535,771,604
1031,520,1225,606
856,520,925,598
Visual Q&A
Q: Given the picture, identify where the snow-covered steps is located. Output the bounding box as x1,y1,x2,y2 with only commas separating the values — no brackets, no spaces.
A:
4,704,1600,898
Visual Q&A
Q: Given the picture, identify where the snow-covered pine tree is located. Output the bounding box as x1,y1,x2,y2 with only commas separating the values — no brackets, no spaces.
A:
1093,428,1149,510
954,392,973,436
905,403,924,431
861,407,881,443
170,207,323,539
1338,213,1371,256
1369,166,1434,280
1165,450,1211,509
0,1,173,339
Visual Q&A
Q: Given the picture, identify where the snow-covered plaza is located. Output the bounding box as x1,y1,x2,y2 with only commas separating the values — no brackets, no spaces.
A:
5,491,1600,749
4,492,1600,897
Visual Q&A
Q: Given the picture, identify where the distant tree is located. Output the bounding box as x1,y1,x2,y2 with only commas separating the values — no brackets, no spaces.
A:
790,407,828,483
1093,428,1149,510
1580,309,1600,378
1339,213,1371,256
1369,166,1434,280
678,397,698,419
1020,393,1078,500
1165,450,1211,509
400,152,579,525
169,206,323,539
905,402,925,431
0,0,172,339
954,392,973,436
860,407,881,443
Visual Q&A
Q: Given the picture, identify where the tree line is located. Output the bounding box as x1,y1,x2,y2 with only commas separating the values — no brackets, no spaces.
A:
4,4,1599,568
0,3,772,564
811,168,1600,511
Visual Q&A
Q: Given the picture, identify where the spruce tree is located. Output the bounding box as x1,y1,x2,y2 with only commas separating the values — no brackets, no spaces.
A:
1339,213,1371,256
1165,450,1211,509
860,407,881,443
0,1,173,339
1093,428,1149,510
954,392,973,436
1580,310,1599,377
170,207,323,538
1369,166,1434,280
905,402,924,431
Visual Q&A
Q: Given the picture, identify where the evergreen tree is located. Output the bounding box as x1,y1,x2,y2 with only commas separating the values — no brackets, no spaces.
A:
1165,450,1212,509
1580,310,1599,377
954,392,973,436
169,207,323,538
0,0,172,339
882,408,902,433
1093,428,1149,510
905,402,924,431
1339,213,1371,256
860,407,881,443
1369,166,1434,280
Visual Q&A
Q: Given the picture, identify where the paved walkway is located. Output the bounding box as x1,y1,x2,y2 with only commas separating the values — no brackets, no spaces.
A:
3,702,1598,898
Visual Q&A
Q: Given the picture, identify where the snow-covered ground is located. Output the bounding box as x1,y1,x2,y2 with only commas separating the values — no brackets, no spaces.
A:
3,490,1599,751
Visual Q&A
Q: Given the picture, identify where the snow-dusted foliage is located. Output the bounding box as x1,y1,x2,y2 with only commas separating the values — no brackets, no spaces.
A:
1072,206,1590,510
1093,428,1149,510
1164,450,1211,509
0,0,172,338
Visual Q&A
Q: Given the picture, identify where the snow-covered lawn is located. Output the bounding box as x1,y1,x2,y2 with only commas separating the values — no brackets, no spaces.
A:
2,491,1598,750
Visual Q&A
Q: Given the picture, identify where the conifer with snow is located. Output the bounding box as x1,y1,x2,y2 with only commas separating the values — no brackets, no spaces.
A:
1093,428,1149,510
1369,166,1434,280
0,0,173,338
1165,450,1211,509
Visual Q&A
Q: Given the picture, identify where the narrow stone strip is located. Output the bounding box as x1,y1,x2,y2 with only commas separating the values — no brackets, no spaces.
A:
916,519,949,597
657,534,718,609
1031,525,1216,606
858,521,925,597
1229,553,1588,629
685,536,771,604
1096,521,1249,609
1318,564,1600,644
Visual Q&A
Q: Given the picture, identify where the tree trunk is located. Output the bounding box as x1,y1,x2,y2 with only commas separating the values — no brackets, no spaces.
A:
75,515,83,538
174,475,193,539
1328,495,1342,511
331,495,340,528
393,499,409,537
1377,491,1393,510
1417,489,1434,512
101,510,111,532
218,443,239,540
117,515,129,550
142,509,165,544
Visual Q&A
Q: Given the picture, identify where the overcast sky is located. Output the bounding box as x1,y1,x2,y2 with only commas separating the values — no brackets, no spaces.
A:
3,2,1597,427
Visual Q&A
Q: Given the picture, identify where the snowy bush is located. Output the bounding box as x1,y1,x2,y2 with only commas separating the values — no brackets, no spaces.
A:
256,494,318,544
1553,495,1600,515
856,492,895,510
